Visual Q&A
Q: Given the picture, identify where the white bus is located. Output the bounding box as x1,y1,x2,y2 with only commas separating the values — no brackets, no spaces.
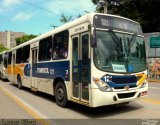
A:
0,51,8,80
7,13,148,107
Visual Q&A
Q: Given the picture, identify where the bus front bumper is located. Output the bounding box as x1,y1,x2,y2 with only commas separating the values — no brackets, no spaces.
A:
91,84,148,107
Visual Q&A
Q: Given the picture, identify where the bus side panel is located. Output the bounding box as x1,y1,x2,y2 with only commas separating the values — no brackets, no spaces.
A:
35,78,53,95
32,61,70,95
22,64,31,88
22,76,31,88
7,65,13,82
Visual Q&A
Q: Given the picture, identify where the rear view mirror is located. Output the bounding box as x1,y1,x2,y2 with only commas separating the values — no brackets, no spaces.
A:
90,25,97,47
90,34,97,47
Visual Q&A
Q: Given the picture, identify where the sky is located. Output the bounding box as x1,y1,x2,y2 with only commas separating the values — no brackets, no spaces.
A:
0,0,96,35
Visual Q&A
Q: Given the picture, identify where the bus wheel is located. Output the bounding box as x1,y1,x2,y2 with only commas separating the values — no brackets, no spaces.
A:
17,76,23,90
55,81,68,107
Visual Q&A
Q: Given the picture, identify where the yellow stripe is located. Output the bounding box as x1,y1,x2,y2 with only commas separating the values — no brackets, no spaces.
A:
137,74,147,86
142,98,160,105
71,98,89,106
0,86,52,125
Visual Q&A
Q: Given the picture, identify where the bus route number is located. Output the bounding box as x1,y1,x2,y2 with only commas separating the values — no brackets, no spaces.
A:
50,69,55,74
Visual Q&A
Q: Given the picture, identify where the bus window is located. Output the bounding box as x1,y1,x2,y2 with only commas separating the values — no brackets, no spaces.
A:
0,55,2,63
8,52,12,65
4,53,8,68
38,36,52,61
22,45,30,63
82,34,89,66
16,48,22,64
73,37,78,66
52,30,69,60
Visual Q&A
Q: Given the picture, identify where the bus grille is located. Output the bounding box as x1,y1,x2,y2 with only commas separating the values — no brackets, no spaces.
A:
114,85,137,90
112,76,137,84
117,92,136,99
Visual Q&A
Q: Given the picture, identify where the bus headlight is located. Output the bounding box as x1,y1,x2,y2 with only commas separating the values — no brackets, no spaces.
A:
140,82,147,88
93,77,113,92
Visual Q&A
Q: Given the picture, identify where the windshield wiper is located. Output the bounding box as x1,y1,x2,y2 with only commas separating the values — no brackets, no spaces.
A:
108,29,122,52
129,33,137,47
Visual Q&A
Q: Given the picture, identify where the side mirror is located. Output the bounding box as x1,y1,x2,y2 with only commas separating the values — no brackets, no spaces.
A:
90,25,97,47
90,34,97,47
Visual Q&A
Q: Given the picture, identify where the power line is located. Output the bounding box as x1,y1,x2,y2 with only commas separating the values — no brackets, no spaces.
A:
17,0,60,15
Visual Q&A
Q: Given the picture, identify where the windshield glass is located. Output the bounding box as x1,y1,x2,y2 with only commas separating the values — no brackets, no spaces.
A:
94,30,146,73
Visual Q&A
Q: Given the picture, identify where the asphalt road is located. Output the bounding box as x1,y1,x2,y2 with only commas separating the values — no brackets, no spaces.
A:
0,80,160,125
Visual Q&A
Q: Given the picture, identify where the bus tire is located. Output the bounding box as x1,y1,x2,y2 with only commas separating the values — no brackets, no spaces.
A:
17,76,23,90
55,81,68,107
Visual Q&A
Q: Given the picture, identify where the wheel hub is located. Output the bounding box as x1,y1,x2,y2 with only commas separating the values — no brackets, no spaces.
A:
57,88,64,101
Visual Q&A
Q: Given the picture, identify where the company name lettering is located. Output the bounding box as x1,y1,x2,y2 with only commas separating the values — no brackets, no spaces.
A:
37,68,49,74
75,26,84,32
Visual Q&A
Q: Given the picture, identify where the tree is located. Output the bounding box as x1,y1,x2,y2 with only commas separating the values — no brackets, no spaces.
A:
60,14,72,24
59,13,82,24
92,0,160,33
16,34,37,46
0,44,8,53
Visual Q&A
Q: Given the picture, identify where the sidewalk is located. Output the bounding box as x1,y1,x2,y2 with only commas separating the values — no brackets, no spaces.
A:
148,78,160,83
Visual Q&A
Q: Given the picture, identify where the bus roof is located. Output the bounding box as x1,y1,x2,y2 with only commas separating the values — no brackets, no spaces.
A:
9,12,140,51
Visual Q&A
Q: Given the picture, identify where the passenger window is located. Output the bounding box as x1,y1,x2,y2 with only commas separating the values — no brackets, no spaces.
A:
8,52,12,65
22,45,30,63
38,36,52,61
16,48,22,64
52,30,69,60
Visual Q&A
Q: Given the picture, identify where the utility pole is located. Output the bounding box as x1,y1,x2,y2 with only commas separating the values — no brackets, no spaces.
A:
103,2,108,14
7,31,11,49
50,25,58,29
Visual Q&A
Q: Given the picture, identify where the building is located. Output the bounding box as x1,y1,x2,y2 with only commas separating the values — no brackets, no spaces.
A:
0,31,25,49
144,32,160,78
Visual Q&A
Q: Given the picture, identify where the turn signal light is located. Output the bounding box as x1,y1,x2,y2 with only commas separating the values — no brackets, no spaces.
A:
141,91,147,96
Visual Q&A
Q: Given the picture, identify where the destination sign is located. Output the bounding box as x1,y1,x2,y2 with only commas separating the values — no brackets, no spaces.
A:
93,15,143,35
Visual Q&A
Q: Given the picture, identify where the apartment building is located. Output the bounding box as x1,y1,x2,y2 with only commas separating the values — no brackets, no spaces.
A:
0,31,25,49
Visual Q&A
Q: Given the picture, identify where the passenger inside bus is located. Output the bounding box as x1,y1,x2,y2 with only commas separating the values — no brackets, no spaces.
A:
63,43,68,58
53,47,60,59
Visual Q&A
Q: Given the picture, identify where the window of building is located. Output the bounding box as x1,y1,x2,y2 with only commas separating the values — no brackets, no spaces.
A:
38,36,52,61
52,30,69,60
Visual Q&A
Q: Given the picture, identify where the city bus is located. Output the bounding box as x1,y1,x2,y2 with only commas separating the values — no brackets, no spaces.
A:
0,51,8,80
7,13,148,107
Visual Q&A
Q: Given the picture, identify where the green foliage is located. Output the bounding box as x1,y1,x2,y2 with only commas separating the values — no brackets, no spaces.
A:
92,0,160,33
0,44,8,53
59,13,82,24
16,34,37,46
60,14,72,24
77,14,82,18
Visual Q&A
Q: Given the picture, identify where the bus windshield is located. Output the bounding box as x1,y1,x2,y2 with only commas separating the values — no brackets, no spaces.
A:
94,30,146,73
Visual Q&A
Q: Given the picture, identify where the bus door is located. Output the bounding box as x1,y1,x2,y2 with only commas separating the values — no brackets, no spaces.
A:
72,32,90,102
31,47,38,89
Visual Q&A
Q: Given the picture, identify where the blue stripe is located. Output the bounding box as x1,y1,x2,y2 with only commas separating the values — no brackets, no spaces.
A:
24,61,70,81
100,75,137,88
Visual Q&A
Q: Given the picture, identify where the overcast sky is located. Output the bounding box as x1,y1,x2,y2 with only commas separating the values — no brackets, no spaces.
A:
0,0,96,35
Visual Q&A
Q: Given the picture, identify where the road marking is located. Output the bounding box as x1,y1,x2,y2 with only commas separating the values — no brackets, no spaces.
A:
149,81,160,84
149,87,160,90
142,98,160,105
0,86,54,125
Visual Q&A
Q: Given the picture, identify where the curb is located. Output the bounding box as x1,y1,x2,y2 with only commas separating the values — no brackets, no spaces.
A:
148,78,160,83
